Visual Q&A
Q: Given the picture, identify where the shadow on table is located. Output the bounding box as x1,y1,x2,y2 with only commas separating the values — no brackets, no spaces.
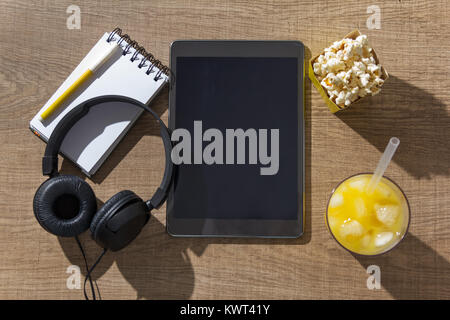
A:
354,233,450,299
336,75,450,179
58,215,204,299
337,75,450,298
57,86,200,299
57,47,314,298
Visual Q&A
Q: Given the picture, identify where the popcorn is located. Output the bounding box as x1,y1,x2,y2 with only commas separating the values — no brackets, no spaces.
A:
313,33,385,109
335,91,346,106
326,58,346,72
359,73,370,87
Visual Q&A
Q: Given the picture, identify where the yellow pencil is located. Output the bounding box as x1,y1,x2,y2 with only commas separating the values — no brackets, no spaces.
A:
39,42,119,121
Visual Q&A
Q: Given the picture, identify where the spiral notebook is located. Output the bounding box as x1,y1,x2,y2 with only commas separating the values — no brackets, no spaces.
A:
29,28,169,176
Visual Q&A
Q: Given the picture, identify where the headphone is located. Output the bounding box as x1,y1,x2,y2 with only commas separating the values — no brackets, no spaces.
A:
33,95,173,252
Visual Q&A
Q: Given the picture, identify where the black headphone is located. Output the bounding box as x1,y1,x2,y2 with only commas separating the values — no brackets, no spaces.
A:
33,95,173,252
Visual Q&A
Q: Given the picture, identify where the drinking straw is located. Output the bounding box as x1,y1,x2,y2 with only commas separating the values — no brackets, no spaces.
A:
366,137,400,194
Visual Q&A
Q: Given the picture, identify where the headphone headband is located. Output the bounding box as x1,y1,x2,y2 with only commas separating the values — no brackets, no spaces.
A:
42,95,173,210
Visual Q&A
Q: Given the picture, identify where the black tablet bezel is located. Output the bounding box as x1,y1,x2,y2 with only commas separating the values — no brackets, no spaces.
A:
167,40,304,238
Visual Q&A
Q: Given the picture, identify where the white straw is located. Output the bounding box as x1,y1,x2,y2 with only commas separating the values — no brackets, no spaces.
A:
366,137,400,194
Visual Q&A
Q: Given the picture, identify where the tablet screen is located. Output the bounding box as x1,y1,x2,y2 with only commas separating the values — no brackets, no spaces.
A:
172,56,299,220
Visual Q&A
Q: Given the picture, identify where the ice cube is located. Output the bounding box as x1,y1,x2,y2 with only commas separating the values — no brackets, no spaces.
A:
375,232,394,247
375,204,400,226
330,192,344,208
376,183,392,197
354,197,367,217
349,179,366,192
340,219,364,238
361,234,371,248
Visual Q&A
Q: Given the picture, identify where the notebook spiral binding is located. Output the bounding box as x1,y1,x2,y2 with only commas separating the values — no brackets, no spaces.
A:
107,27,172,82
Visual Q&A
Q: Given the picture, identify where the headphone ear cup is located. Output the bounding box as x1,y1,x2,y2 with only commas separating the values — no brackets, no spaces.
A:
90,190,137,234
33,175,97,237
91,190,149,251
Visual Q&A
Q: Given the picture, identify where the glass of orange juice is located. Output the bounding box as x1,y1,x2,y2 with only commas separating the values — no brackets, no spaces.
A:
326,173,410,256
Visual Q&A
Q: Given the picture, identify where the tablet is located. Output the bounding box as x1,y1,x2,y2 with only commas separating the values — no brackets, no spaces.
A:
167,41,304,237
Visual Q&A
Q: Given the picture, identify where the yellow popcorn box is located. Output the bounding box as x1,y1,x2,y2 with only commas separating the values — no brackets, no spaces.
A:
308,29,389,113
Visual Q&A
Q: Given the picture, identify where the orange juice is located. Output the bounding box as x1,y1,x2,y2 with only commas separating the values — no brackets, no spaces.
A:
327,174,409,255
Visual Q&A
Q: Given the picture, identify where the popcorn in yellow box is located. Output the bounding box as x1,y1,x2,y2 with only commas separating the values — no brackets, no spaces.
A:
309,30,388,113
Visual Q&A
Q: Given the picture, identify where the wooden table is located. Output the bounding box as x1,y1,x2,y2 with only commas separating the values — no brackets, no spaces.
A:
1,0,449,300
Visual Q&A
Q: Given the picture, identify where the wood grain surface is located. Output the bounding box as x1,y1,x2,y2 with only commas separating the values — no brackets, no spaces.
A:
0,0,449,300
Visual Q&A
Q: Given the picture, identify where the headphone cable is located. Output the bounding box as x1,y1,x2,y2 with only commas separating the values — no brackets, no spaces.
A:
83,248,107,300
75,236,107,300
